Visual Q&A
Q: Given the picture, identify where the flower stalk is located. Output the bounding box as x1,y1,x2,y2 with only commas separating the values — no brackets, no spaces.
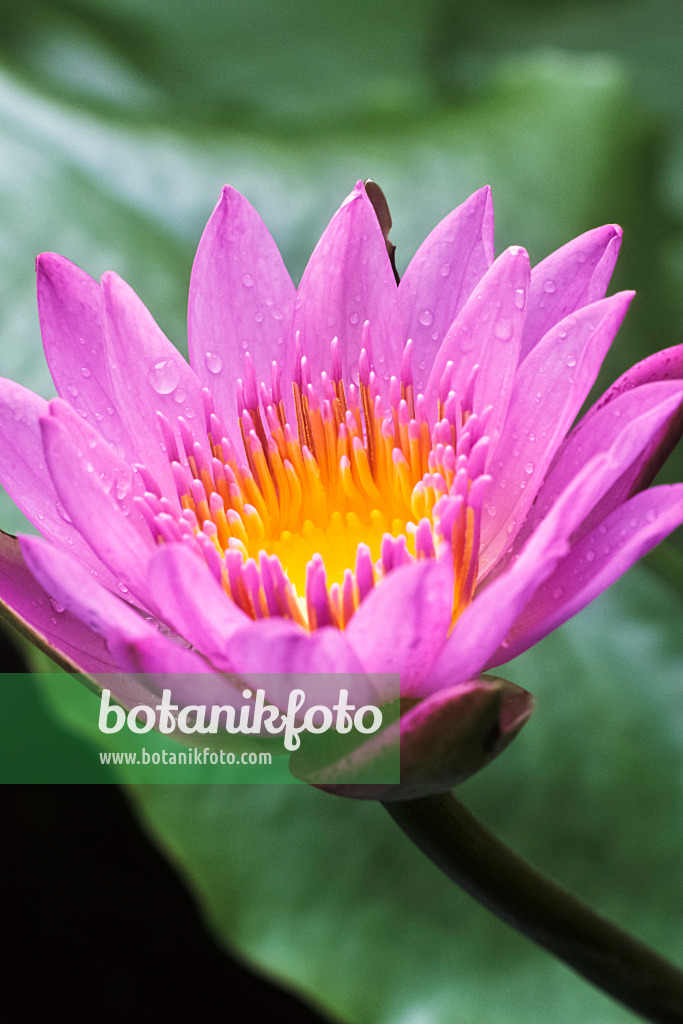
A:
384,793,683,1023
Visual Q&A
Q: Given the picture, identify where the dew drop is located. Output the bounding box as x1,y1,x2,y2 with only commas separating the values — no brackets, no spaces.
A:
524,462,534,474
543,279,557,294
576,251,587,263
418,309,434,327
566,354,577,368
349,312,360,326
147,358,180,395
107,406,115,416
585,549,596,562
431,330,439,341
173,387,187,405
50,597,66,614
488,505,497,517
494,318,513,341
528,432,536,443
241,273,255,288
117,582,129,594
254,311,264,324
552,586,565,601
80,366,92,378
240,339,249,350
440,263,451,277
271,308,284,320
514,289,525,309
67,384,79,398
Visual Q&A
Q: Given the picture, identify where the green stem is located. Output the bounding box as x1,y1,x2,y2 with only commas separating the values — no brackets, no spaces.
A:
383,793,683,1023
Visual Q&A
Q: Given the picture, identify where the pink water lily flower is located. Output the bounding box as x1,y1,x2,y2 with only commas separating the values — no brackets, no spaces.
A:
1,181,682,798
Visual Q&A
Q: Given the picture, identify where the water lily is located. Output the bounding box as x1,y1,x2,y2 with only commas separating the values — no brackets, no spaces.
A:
1,181,682,797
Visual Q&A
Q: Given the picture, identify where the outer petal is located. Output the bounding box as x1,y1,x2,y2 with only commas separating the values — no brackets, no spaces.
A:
20,534,209,703
0,379,118,588
46,398,151,542
36,254,135,458
41,414,155,608
509,381,683,557
145,543,251,672
188,186,296,433
582,343,683,416
489,484,683,665
399,185,494,384
519,224,622,361
226,616,380,713
101,271,206,498
345,558,453,696
0,531,116,673
425,399,678,694
291,181,402,399
480,291,634,575
424,245,529,438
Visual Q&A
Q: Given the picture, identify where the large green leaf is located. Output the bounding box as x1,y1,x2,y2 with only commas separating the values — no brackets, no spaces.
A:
114,567,682,1024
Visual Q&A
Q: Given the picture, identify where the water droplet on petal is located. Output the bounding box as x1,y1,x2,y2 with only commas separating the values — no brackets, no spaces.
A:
80,366,92,378
566,354,577,368
254,311,264,324
543,279,557,294
418,309,434,327
349,312,360,326
50,597,66,614
585,549,596,562
241,273,255,288
240,339,249,350
67,385,79,399
117,582,129,594
494,318,513,341
173,387,186,404
440,263,451,277
514,288,525,310
576,251,586,263
147,358,180,395
552,586,564,600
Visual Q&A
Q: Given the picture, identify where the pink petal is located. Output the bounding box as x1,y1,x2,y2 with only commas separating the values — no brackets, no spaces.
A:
345,558,453,696
584,343,683,417
520,224,622,361
424,245,529,435
291,182,403,398
227,617,380,712
41,412,155,607
188,186,296,433
0,531,115,673
36,253,135,458
0,378,118,588
489,484,683,665
508,381,683,558
20,533,210,698
480,291,634,575
424,403,673,693
101,271,205,497
46,398,151,541
145,543,250,672
399,185,494,383
578,342,683,489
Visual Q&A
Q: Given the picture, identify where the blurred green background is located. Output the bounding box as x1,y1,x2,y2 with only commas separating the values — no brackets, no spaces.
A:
0,2,681,1023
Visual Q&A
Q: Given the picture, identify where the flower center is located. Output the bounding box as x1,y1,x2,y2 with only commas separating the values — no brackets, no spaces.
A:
139,324,491,630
